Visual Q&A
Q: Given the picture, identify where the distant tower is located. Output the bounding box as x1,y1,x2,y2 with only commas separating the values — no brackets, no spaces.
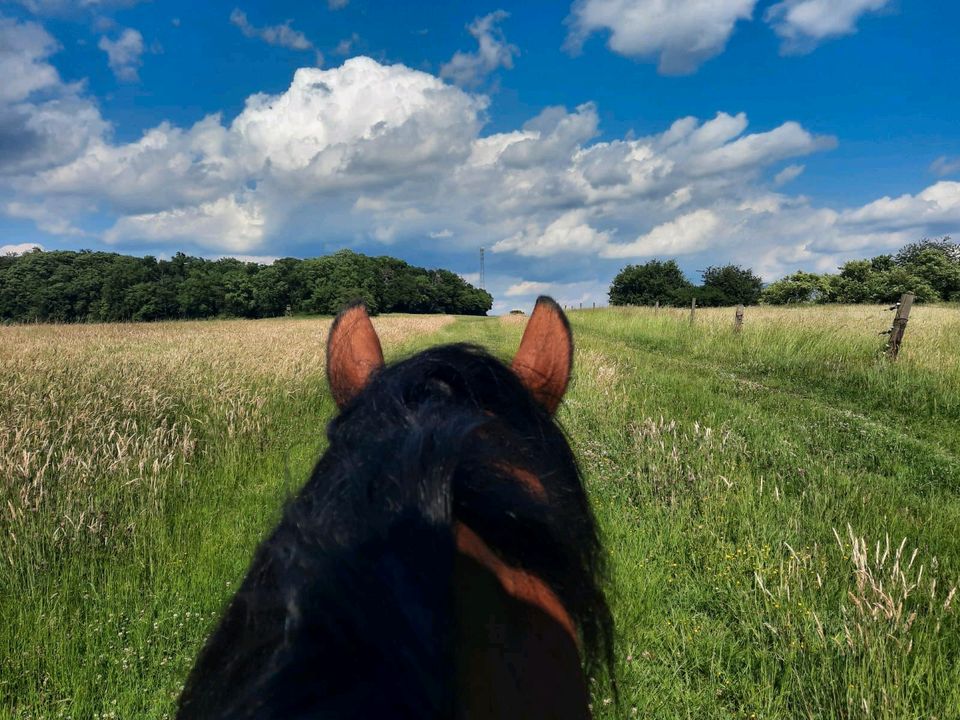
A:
479,247,485,290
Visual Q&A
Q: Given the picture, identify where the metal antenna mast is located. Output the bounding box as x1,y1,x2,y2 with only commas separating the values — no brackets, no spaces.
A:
479,247,485,290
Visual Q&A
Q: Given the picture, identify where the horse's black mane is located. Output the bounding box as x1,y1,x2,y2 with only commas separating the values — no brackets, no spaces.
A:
178,342,613,719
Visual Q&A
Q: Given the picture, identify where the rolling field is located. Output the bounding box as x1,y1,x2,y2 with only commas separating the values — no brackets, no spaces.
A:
2,306,959,719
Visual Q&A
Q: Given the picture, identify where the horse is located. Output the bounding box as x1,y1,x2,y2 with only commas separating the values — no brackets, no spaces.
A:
177,296,613,719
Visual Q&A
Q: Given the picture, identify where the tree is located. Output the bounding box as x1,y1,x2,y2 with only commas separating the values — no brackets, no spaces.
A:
608,260,693,306
898,247,960,301
0,248,492,323
865,267,938,304
894,237,960,266
760,272,828,305
251,264,291,317
825,260,873,303
698,264,763,306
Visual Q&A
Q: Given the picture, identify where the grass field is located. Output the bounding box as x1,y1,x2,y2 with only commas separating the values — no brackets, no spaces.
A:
2,305,959,719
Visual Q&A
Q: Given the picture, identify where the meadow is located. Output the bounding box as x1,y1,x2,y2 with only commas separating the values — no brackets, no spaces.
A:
1,305,958,719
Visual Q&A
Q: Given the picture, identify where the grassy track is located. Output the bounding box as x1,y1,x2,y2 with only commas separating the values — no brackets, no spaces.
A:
2,306,959,718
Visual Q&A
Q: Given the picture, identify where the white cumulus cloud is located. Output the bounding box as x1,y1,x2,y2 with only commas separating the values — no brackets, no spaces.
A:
0,15,108,177
842,182,960,232
601,208,720,258
5,200,89,236
566,0,757,74
105,194,266,251
774,164,805,187
7,53,854,280
0,16,61,103
98,27,144,82
494,210,612,257
686,121,835,175
931,156,960,178
10,0,143,17
505,280,555,297
441,10,518,87
765,0,891,54
230,8,313,52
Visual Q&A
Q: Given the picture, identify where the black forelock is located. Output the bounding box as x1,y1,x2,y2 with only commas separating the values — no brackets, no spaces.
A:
178,343,613,719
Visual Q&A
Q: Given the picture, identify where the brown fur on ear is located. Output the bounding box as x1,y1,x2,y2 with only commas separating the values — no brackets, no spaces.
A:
511,296,573,415
326,303,385,408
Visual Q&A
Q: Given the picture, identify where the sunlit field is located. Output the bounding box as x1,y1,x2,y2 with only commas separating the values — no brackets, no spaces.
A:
2,306,959,719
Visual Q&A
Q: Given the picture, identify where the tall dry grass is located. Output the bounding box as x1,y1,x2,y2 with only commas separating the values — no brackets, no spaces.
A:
1,316,453,552
0,314,451,718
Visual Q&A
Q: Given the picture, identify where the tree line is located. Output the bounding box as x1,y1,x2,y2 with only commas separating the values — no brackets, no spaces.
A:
609,238,960,307
0,249,493,323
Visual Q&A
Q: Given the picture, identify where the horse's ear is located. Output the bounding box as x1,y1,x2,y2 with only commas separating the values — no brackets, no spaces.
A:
326,303,385,408
512,296,573,415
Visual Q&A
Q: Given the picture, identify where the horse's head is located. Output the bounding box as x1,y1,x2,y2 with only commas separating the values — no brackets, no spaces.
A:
326,295,573,414
178,298,612,719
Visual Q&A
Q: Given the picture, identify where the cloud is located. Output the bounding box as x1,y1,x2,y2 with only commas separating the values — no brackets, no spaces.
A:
10,0,142,17
98,27,144,81
1,242,44,255
773,164,805,187
0,15,108,177
4,200,89,235
334,33,360,56
104,194,266,251
440,10,518,87
765,0,891,54
842,182,960,233
0,16,61,103
601,209,720,258
493,210,612,257
229,59,484,177
19,115,240,212
0,95,110,175
230,8,313,52
328,0,349,9
505,280,554,297
566,0,757,75
686,121,835,175
7,53,846,280
500,278,608,312
931,156,960,178
16,57,485,244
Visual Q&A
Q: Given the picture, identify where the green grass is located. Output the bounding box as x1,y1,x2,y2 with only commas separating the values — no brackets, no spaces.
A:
2,306,959,719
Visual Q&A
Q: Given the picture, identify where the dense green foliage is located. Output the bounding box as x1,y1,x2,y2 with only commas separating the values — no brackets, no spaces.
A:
608,260,693,306
610,238,960,308
699,264,764,306
609,261,762,307
761,237,960,305
0,248,492,322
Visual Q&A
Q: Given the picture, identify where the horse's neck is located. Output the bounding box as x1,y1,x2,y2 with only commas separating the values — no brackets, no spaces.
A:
453,550,591,720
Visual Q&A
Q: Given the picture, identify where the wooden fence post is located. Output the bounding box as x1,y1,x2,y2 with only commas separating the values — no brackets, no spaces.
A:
689,297,696,323
655,300,660,311
884,292,914,360
734,304,744,333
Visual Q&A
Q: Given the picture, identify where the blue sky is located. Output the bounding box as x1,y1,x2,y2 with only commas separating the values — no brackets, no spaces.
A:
2,0,959,311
